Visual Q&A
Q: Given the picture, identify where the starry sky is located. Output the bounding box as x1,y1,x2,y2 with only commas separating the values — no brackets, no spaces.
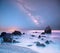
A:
0,0,60,32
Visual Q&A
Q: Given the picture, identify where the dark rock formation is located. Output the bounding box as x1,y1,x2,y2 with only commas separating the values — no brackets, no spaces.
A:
41,38,44,40
41,36,46,37
41,32,45,34
2,33,13,42
27,45,32,47
45,26,52,34
23,33,25,35
36,42,45,47
0,32,6,37
12,31,22,35
38,35,41,38
31,35,35,37
45,40,50,44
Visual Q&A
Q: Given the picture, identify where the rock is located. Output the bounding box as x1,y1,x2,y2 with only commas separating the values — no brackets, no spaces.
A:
45,40,50,44
45,26,52,34
36,42,45,47
31,35,35,37
0,32,6,37
2,33,13,42
23,33,25,35
41,32,45,34
41,38,44,40
0,35,1,37
38,35,41,38
41,36,46,37
27,45,32,47
12,31,22,35
49,40,53,43
0,32,12,42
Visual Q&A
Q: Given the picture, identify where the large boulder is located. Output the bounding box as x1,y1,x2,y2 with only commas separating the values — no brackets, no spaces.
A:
12,31,22,35
0,32,6,37
0,32,13,42
3,33,13,42
44,26,52,34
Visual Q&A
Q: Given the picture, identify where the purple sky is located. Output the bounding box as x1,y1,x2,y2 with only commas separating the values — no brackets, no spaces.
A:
0,0,60,32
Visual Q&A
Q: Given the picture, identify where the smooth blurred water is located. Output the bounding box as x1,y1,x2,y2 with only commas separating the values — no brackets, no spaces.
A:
0,30,60,53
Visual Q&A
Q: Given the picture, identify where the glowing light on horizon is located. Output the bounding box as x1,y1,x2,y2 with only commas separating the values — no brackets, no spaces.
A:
7,27,20,32
0,27,20,33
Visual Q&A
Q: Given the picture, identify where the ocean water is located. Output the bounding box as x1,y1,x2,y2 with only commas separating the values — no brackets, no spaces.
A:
12,30,60,53
0,30,60,53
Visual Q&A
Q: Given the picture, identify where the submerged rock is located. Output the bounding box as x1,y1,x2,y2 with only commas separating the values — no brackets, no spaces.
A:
45,40,50,44
27,45,32,47
23,33,25,35
38,35,41,38
36,42,45,47
31,35,35,37
41,38,44,40
41,32,45,34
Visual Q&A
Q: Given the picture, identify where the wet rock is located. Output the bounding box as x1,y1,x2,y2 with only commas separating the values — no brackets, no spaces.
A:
23,33,25,35
3,33,13,42
0,32,6,37
12,31,22,35
31,35,35,37
27,45,32,47
41,36,46,37
41,32,45,34
36,42,45,47
38,35,41,38
41,38,44,40
45,40,50,44
45,26,52,34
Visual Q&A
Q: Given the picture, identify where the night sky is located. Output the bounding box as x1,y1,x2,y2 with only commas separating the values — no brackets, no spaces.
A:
0,0,60,32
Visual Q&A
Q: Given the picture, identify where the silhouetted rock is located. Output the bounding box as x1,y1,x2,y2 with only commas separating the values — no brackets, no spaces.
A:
45,40,50,44
23,33,25,35
2,33,13,42
31,35,35,37
41,38,44,40
49,40,53,43
41,32,45,34
0,32,6,37
36,42,45,47
38,35,41,38
45,26,52,34
12,31,22,35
